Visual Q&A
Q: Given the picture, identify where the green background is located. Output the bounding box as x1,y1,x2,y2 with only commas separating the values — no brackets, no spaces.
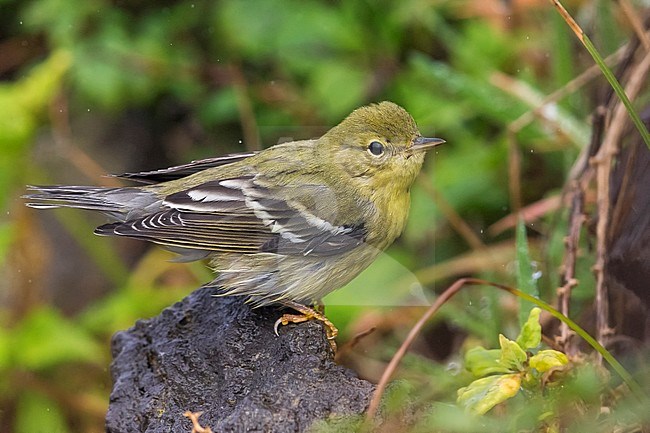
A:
0,0,646,431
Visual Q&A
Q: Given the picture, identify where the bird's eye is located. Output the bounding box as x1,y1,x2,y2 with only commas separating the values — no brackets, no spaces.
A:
367,141,385,157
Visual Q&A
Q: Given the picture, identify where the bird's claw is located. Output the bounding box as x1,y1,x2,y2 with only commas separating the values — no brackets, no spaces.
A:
273,317,284,337
272,302,338,351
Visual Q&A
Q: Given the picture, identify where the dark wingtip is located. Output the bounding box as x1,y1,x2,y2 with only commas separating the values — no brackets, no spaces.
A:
94,222,118,236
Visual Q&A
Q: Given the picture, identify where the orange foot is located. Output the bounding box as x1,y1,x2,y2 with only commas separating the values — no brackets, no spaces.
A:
273,301,338,350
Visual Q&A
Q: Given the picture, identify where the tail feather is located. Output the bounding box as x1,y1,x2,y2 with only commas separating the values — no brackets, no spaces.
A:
24,185,161,221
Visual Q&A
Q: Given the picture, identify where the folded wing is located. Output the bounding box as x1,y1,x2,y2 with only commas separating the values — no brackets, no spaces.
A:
96,175,367,257
112,152,258,184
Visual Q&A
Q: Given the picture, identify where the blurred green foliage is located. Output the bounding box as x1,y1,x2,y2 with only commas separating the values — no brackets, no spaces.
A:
457,308,569,415
0,0,648,431
0,51,70,208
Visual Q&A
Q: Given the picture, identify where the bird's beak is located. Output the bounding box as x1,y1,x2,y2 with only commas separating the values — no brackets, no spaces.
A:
411,136,446,152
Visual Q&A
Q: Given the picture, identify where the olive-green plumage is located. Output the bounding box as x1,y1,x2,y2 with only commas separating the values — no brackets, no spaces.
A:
26,101,443,306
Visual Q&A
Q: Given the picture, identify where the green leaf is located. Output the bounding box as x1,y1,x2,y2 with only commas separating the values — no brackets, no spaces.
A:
457,373,521,415
529,350,569,373
499,334,527,372
464,346,511,377
12,307,104,370
516,307,542,350
515,218,539,327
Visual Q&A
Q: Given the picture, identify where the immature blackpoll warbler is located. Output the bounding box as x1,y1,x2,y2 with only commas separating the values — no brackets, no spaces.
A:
26,101,444,342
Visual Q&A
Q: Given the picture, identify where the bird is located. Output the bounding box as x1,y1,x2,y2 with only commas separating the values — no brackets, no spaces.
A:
25,101,444,342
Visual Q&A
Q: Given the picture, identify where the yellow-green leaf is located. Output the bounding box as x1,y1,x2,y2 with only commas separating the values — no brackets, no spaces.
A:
499,334,527,371
464,346,511,377
0,50,71,148
457,373,522,415
516,307,542,350
529,350,569,373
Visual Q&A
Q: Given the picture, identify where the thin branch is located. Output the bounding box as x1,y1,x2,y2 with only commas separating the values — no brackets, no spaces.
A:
334,326,377,363
616,0,650,52
556,102,604,352
549,0,584,40
591,49,650,350
413,240,518,286
366,277,646,421
494,72,589,147
508,44,628,134
488,195,561,236
549,0,650,149
501,43,628,230
366,278,473,419
557,180,585,353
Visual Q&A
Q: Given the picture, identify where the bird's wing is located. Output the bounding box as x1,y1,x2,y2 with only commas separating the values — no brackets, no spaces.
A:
95,176,367,257
112,152,258,184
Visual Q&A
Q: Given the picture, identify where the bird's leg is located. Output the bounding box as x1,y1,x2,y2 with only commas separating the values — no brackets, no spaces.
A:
274,301,338,347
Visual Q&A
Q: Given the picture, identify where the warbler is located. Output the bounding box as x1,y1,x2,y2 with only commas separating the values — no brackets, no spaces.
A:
26,101,444,340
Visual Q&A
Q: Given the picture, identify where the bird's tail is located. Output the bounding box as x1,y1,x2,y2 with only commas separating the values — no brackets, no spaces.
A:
24,185,160,221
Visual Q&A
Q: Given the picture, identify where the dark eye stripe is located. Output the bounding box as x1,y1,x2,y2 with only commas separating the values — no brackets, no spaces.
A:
368,141,384,156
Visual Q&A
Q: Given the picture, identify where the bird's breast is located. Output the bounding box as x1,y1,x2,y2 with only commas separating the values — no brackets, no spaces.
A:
364,188,411,250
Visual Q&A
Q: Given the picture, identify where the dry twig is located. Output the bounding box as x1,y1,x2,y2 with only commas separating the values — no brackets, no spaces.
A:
591,49,650,349
184,411,214,433
488,195,561,236
617,0,650,51
496,44,627,224
366,278,482,420
557,180,585,352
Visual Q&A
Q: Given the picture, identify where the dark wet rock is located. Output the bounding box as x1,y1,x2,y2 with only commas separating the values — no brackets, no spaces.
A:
106,287,374,432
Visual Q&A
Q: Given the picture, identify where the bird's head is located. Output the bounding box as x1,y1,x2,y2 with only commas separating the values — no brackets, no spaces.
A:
321,101,444,194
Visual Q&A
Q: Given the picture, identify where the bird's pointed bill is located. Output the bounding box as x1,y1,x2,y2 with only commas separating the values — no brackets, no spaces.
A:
411,136,445,152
